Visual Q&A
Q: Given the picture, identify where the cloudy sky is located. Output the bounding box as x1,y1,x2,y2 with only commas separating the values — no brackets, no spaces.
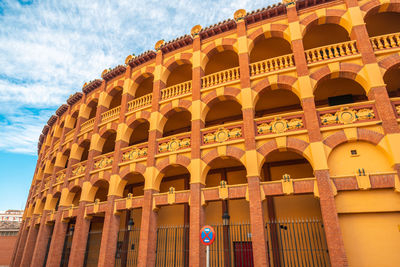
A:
0,0,275,210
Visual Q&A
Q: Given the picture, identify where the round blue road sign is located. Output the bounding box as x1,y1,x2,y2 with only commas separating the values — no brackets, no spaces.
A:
200,225,215,246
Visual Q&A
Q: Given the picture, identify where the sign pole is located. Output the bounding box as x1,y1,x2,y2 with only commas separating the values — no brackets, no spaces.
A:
206,245,210,267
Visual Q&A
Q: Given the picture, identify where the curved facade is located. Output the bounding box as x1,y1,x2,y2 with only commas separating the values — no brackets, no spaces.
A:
10,0,400,266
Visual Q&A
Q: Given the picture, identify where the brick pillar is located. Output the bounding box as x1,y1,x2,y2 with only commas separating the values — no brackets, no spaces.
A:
11,222,29,267
137,189,158,267
67,201,91,267
189,183,205,267
97,196,121,267
345,0,399,134
236,17,270,267
20,219,39,266
46,210,69,267
31,211,53,267
315,169,348,267
286,3,348,266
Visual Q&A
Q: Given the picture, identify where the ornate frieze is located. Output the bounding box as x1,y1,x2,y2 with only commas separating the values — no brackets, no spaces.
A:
203,126,242,144
320,106,375,126
122,146,148,161
158,136,190,153
257,116,304,135
93,155,113,170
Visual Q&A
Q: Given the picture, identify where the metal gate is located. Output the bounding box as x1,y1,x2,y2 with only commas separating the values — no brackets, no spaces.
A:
265,219,330,267
115,227,141,267
60,226,74,267
83,230,102,267
42,225,54,267
155,225,189,267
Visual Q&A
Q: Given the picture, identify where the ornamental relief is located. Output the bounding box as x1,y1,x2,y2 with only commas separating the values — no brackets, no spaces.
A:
257,117,303,135
320,107,375,126
395,105,400,116
56,172,65,183
94,156,113,169
203,127,242,144
159,137,190,153
122,147,148,161
71,164,86,177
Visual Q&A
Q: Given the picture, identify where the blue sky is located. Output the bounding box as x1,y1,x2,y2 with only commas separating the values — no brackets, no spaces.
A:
0,0,275,210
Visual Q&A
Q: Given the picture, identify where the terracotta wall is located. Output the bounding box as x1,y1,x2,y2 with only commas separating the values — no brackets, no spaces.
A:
0,235,17,266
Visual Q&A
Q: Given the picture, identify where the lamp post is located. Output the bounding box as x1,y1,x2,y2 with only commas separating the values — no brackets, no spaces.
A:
128,218,134,231
222,211,231,267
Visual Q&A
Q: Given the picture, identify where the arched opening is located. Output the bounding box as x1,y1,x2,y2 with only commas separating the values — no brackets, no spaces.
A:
166,63,192,88
204,156,251,265
54,121,64,139
52,192,61,211
135,76,154,98
71,111,79,129
80,140,90,162
101,130,117,154
314,77,368,108
327,141,399,266
92,180,109,202
255,89,302,118
128,121,150,146
71,186,82,207
261,150,327,266
155,165,190,265
87,100,98,120
62,149,71,169
205,50,239,75
116,172,145,266
303,23,350,50
109,88,123,110
250,37,292,63
365,11,400,37
205,99,242,127
162,110,191,137
383,64,400,97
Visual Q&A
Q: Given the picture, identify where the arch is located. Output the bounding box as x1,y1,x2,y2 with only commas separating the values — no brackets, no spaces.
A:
248,23,291,53
252,75,300,102
119,172,146,197
201,38,239,73
91,179,110,202
365,10,400,36
99,129,117,154
202,96,243,127
300,9,351,37
310,63,369,94
361,0,400,18
154,157,191,191
255,88,302,118
382,59,400,96
129,71,154,97
162,53,193,85
159,106,192,137
257,137,313,173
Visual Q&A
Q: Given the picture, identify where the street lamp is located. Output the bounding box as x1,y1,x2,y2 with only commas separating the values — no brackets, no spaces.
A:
222,212,230,226
128,218,134,231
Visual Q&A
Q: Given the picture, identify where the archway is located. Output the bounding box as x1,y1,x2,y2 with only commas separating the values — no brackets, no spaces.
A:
303,23,350,50
162,110,191,137
255,89,302,118
205,50,239,75
205,99,242,127
250,37,292,63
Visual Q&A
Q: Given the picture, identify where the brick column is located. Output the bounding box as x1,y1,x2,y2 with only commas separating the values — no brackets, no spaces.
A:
345,0,399,134
31,210,53,267
97,196,121,267
189,32,206,267
67,201,91,267
287,4,348,266
46,209,69,267
20,218,39,266
235,16,270,267
11,221,29,267
137,48,163,267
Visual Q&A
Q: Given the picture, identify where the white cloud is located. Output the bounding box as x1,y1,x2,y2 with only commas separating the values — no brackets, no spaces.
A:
0,0,277,154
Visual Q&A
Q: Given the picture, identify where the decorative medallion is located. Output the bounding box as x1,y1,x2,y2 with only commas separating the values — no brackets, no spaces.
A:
154,39,165,51
271,118,288,134
125,54,135,65
234,9,246,21
215,128,229,142
337,107,356,124
190,25,202,37
158,137,190,153
122,147,147,161
94,156,113,169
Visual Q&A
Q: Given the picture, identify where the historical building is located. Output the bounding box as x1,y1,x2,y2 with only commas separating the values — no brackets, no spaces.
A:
10,0,400,266
1,220,21,266
0,210,23,222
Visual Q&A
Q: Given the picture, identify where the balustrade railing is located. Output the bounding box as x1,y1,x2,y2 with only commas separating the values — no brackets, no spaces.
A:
371,32,400,51
256,112,305,136
127,93,152,112
121,143,148,162
250,54,295,76
93,152,114,170
161,81,192,100
391,98,400,117
305,40,358,63
201,67,240,88
158,133,191,153
101,106,121,123
318,101,377,127
80,118,95,132
202,122,243,145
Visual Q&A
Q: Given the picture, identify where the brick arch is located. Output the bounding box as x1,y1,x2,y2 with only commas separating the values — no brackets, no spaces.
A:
310,63,369,94
89,172,112,186
378,53,400,75
201,87,242,122
361,0,400,18
158,102,192,133
106,82,124,94
161,53,193,84
300,9,351,36
248,23,291,54
126,111,151,128
253,74,300,105
323,128,388,158
98,124,118,138
200,146,246,183
154,155,191,190
257,137,313,172
129,68,155,96
119,163,147,180
201,38,238,71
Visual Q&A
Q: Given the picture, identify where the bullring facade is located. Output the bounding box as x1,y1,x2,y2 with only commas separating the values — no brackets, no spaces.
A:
10,0,400,266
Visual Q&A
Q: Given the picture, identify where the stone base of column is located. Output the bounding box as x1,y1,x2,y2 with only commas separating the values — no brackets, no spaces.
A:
315,169,348,267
